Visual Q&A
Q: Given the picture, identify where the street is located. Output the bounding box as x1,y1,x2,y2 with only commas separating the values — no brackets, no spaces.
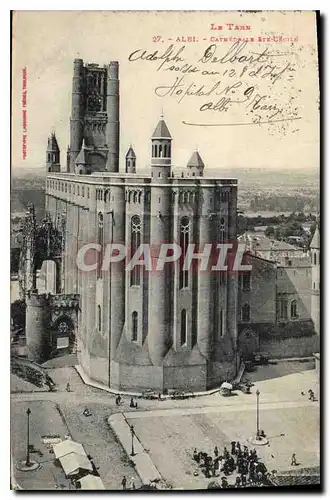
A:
11,361,319,490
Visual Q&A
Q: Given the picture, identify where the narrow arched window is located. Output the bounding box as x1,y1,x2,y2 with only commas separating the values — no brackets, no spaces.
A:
313,253,317,265
242,303,250,322
180,217,190,289
290,299,298,318
97,212,104,279
98,305,102,332
131,215,141,286
132,311,138,341
163,144,167,157
219,217,226,241
181,309,187,345
219,309,223,337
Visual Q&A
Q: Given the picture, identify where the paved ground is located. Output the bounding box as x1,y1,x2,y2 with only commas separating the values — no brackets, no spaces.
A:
11,360,320,491
246,360,314,383
125,402,319,490
11,400,71,490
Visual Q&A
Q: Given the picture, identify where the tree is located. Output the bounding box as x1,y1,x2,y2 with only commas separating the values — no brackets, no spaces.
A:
11,299,26,330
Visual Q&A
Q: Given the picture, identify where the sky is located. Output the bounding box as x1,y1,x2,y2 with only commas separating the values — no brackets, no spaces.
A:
12,11,319,172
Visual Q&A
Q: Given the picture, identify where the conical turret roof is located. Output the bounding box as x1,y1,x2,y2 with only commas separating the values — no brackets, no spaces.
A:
152,119,172,139
187,150,205,168
47,132,60,152
126,146,136,159
75,139,88,165
310,225,320,249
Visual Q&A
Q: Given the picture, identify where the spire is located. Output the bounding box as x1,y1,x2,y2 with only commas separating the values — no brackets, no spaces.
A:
187,150,205,168
126,145,136,159
47,132,60,152
75,139,88,165
310,225,320,250
152,117,172,139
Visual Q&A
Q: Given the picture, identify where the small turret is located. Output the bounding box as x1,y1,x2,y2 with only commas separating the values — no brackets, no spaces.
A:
75,139,91,175
187,150,205,177
151,115,172,180
310,224,320,335
46,132,60,172
126,145,136,173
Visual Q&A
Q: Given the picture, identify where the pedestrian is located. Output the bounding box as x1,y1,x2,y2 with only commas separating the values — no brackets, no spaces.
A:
224,446,229,459
130,478,136,490
214,446,219,458
241,474,247,487
66,382,71,392
121,476,127,490
193,448,199,461
236,441,241,454
158,392,162,400
130,397,135,408
291,453,297,466
231,441,236,455
221,477,229,489
235,475,241,488
213,459,219,477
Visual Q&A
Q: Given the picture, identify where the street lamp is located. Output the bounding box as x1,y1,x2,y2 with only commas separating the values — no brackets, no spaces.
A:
256,390,260,440
130,425,135,457
26,408,31,466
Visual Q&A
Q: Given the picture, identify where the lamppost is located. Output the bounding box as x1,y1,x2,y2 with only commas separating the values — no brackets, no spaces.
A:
256,390,260,440
26,408,31,466
130,425,135,457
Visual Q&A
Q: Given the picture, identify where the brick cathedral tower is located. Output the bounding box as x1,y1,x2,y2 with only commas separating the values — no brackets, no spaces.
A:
68,58,120,173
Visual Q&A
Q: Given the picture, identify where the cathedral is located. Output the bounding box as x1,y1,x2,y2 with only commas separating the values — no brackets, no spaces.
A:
21,58,319,393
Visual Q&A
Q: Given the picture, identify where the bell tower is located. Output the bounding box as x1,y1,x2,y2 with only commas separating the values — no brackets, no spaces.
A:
148,116,173,367
151,115,172,180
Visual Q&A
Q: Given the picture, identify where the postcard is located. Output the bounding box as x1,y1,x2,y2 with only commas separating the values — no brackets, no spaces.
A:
11,10,320,491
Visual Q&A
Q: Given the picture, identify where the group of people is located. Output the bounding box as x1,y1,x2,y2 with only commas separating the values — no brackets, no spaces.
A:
121,476,136,490
115,395,138,409
193,441,270,488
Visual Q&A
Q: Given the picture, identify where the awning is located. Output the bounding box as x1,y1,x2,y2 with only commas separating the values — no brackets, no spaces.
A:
79,474,105,490
59,452,93,476
53,439,86,459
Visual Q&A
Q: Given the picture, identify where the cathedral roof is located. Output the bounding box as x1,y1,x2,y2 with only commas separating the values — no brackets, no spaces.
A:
187,150,205,168
126,146,136,159
152,119,172,139
75,139,88,165
47,132,60,152
310,225,320,249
